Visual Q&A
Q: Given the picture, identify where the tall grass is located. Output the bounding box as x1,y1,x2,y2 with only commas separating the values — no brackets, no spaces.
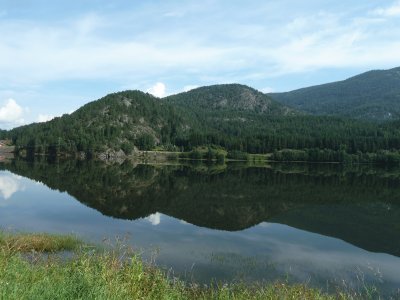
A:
0,231,81,254
0,231,376,300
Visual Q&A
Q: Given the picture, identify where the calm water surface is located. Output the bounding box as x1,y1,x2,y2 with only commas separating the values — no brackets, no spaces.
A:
0,159,399,297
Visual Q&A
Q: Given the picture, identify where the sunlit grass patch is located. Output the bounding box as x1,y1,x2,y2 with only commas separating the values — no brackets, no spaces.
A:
0,231,81,253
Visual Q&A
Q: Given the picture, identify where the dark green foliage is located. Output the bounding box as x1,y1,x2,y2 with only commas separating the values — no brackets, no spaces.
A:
189,150,202,160
120,142,133,155
165,84,297,116
166,84,400,157
272,148,400,164
216,153,225,163
135,133,156,151
6,91,189,156
0,130,6,139
270,66,400,121
3,83,400,163
227,150,249,160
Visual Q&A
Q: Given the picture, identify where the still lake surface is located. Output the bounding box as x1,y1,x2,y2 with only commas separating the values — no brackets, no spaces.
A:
0,159,399,296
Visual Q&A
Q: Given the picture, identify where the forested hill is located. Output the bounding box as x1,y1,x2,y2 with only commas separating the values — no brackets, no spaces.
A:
270,67,400,121
2,84,300,156
165,84,297,116
3,82,400,159
5,90,193,156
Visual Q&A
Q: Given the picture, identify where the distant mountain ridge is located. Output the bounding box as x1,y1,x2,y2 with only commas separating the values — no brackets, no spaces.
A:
165,84,297,116
269,67,400,121
3,84,305,155
3,73,400,158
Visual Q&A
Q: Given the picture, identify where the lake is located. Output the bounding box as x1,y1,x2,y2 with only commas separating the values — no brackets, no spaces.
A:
0,158,399,297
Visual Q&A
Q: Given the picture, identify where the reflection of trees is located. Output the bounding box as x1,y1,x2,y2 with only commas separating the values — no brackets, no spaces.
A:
2,159,400,256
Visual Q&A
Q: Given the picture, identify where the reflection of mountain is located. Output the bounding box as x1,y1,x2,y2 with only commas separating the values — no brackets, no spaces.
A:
271,203,400,257
1,159,400,256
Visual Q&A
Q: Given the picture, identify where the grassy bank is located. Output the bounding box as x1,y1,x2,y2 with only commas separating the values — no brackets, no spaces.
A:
0,232,371,300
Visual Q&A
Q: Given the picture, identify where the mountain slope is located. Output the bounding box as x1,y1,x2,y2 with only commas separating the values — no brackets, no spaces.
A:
6,86,301,156
165,84,297,116
270,67,400,121
5,81,400,157
8,90,192,155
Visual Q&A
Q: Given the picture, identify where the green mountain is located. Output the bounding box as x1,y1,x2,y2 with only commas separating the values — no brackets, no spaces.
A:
270,67,400,121
165,84,297,116
6,90,192,156
3,82,400,158
4,85,298,156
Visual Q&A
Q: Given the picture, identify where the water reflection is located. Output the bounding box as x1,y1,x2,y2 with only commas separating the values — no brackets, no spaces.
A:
147,213,161,225
0,159,399,296
2,159,399,256
0,174,23,200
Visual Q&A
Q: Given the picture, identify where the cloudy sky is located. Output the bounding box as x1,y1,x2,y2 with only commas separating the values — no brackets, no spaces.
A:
0,0,400,128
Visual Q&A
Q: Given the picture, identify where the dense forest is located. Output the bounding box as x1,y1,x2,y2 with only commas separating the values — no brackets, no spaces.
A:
270,66,400,121
2,79,400,164
3,91,190,156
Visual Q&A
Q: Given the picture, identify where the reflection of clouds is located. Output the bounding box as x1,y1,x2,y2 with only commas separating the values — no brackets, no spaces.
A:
243,224,400,286
0,175,21,199
258,222,271,228
147,213,161,225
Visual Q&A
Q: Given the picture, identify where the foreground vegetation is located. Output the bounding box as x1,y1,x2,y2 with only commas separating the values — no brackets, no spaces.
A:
0,231,379,300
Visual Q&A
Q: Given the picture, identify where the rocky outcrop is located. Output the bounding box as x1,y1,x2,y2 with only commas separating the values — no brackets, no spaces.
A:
98,149,126,163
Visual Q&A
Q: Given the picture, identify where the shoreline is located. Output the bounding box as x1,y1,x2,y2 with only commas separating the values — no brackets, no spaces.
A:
0,231,374,299
4,149,399,167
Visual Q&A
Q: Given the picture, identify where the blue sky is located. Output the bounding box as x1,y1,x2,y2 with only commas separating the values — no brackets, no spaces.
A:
1,0,400,128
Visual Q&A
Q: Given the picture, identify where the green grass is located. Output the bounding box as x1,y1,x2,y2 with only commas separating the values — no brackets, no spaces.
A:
0,231,81,253
248,153,271,161
0,231,373,300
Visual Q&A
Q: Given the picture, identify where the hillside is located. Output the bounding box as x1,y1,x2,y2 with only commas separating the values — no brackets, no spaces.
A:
270,67,400,121
165,84,297,116
7,90,192,156
5,85,300,156
3,82,400,158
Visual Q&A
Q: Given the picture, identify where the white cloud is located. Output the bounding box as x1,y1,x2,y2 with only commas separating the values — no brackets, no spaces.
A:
0,99,23,122
0,1,399,103
0,175,20,199
37,114,55,123
147,212,161,225
260,9,400,76
147,82,166,98
261,87,274,93
183,85,199,92
0,14,229,87
373,1,400,17
0,99,25,127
